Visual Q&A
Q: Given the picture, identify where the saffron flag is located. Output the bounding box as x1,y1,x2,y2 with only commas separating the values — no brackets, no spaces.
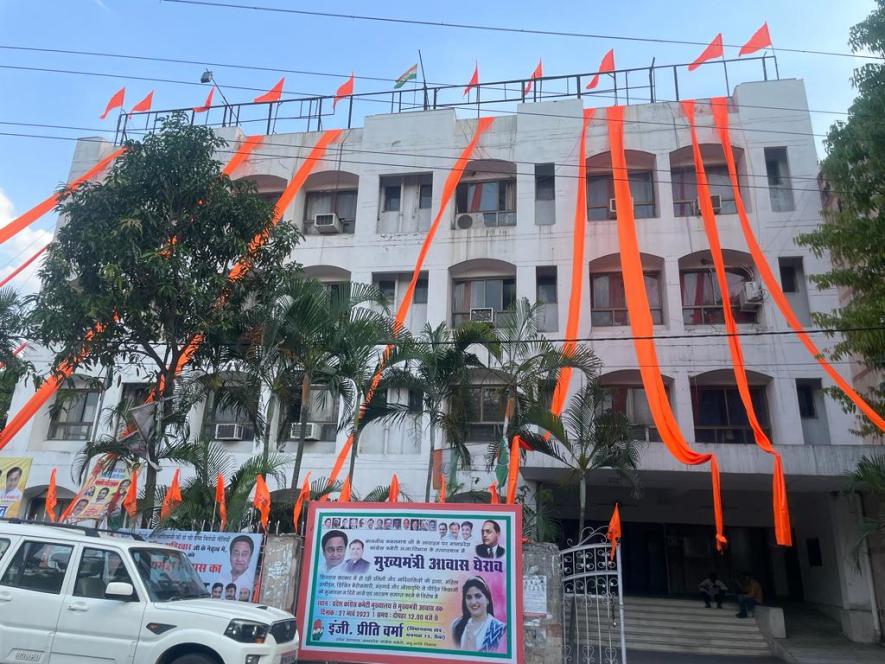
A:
333,73,355,110
388,474,400,502
122,468,138,519
586,49,615,90
99,87,125,119
253,474,271,530
338,476,351,503
394,64,418,89
215,472,227,530
194,87,215,113
607,503,622,560
292,472,311,530
739,23,772,56
130,91,153,113
159,469,182,521
438,473,446,503
45,468,57,523
688,33,724,71
505,435,521,504
524,59,543,95
489,482,500,504
254,77,284,104
463,63,479,96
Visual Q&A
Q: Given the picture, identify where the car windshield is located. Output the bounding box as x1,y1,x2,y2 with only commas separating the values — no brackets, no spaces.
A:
130,548,209,601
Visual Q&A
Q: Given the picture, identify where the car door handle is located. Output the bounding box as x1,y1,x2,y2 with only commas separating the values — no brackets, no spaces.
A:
0,591,11,603
67,602,89,612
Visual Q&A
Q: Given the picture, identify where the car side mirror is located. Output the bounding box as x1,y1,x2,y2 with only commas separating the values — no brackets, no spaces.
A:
105,581,136,600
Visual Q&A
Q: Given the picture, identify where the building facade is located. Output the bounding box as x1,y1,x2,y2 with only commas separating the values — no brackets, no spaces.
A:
4,76,882,641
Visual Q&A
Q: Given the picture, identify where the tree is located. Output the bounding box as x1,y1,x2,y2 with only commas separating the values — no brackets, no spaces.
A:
797,1,885,437
520,381,640,534
29,114,300,522
0,287,28,427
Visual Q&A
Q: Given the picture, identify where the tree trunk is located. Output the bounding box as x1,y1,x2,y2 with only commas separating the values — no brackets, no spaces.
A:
140,372,175,527
424,420,436,502
346,396,362,486
578,472,587,536
290,373,311,489
262,395,276,465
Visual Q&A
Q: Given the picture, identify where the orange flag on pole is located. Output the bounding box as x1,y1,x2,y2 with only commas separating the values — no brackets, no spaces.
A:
254,77,284,104
160,469,182,521
463,63,479,96
333,73,355,110
215,472,227,530
253,474,271,531
292,472,311,531
45,469,57,522
607,503,622,560
438,473,446,503
688,33,724,71
194,87,215,113
524,59,543,95
505,435,521,504
99,87,125,119
739,23,772,56
338,476,352,503
489,482,500,504
585,49,615,90
122,468,138,519
388,474,400,502
130,91,153,113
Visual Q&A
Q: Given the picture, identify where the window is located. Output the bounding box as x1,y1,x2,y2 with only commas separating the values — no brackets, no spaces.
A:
691,385,771,444
604,386,661,442
671,166,737,216
419,184,433,209
536,267,558,332
592,272,663,326
286,386,339,441
383,185,401,212
465,386,506,441
680,269,756,325
796,382,816,418
304,190,358,233
115,383,151,435
452,277,516,327
806,538,823,567
48,388,100,440
780,261,798,293
202,387,254,441
408,389,423,413
1,541,73,594
588,171,656,220
376,279,396,304
765,147,795,212
0,539,9,561
535,163,555,226
455,180,516,227
413,278,428,304
74,548,134,599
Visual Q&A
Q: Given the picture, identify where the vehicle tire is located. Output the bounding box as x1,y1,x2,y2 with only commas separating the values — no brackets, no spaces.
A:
170,653,217,664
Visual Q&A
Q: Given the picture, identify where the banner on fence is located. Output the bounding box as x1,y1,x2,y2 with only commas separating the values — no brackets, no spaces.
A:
0,457,31,518
66,458,130,523
134,529,263,602
295,503,523,664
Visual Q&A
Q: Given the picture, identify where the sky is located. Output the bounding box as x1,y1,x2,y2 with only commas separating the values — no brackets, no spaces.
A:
0,0,877,293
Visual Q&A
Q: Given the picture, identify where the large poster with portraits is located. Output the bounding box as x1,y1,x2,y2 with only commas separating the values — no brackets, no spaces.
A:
0,457,31,518
65,456,131,523
295,503,522,664
134,529,263,602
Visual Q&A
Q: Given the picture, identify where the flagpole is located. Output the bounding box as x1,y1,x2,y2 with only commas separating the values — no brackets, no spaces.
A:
418,50,429,110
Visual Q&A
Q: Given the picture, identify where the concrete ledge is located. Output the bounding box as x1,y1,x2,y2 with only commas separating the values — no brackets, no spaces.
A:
755,605,786,639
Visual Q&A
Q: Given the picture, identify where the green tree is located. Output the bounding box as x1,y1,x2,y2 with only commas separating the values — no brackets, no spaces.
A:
0,287,28,427
29,114,300,522
797,1,885,437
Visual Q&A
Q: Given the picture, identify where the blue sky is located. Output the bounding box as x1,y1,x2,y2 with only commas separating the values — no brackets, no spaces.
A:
0,0,876,291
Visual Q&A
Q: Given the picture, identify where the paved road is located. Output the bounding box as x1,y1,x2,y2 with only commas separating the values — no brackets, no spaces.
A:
628,651,783,664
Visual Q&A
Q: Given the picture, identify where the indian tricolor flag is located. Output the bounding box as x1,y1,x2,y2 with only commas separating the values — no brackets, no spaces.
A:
394,63,418,89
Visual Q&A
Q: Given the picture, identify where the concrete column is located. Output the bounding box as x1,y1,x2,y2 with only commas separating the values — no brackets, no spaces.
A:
769,377,802,445
663,257,684,333
426,268,449,328
516,263,536,305
672,371,695,438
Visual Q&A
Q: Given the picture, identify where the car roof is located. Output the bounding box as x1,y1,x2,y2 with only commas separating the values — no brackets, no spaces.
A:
0,520,174,551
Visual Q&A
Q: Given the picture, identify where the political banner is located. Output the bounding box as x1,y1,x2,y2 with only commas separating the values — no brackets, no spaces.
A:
0,457,31,518
66,456,131,523
135,529,263,602
295,503,523,664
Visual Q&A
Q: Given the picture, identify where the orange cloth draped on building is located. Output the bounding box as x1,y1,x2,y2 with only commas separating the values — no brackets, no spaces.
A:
607,105,726,550
710,97,885,433
338,476,352,503
325,117,495,488
682,100,791,546
0,243,48,288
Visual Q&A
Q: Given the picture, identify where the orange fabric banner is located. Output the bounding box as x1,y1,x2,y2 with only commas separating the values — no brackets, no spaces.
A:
160,469,182,521
253,474,271,530
123,468,138,519
739,23,772,56
489,482,500,504
607,105,726,550
326,117,495,488
505,435,521,504
292,472,311,530
194,87,215,113
524,59,543,95
333,73,355,110
586,49,615,90
0,243,48,288
710,97,885,433
688,33,723,71
0,147,125,246
131,91,153,113
45,468,57,523
215,472,227,530
550,109,595,416
606,503,621,560
389,474,400,503
254,78,284,104
463,63,479,96
438,473,446,504
338,476,352,503
682,100,791,546
99,87,125,119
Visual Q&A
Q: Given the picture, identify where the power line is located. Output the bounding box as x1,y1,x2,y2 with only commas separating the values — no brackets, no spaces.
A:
161,0,885,61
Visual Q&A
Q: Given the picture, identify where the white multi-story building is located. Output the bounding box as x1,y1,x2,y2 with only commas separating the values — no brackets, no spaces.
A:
3,65,882,641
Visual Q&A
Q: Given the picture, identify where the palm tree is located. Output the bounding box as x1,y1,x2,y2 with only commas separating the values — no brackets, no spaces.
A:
519,380,641,534
0,287,27,427
846,453,885,559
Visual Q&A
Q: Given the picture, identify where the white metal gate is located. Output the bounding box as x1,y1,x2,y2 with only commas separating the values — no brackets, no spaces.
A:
560,528,627,664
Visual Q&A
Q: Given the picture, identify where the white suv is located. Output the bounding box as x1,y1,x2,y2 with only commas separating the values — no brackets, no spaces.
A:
0,520,298,664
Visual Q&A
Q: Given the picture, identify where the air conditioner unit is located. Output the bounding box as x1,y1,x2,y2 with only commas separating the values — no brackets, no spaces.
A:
214,423,244,441
608,198,617,218
314,213,342,234
739,281,764,310
455,213,478,229
469,307,495,324
695,195,723,215
289,422,321,441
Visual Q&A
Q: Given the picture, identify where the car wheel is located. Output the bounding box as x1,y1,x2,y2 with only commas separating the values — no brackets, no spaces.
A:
171,653,217,664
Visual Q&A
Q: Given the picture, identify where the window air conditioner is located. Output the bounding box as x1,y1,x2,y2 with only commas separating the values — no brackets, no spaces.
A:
608,198,617,218
455,213,478,229
469,307,495,324
739,281,764,311
314,213,342,234
214,423,244,441
695,195,722,215
289,422,321,441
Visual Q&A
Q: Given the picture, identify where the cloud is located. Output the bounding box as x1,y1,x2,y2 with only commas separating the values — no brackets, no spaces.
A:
0,189,52,295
